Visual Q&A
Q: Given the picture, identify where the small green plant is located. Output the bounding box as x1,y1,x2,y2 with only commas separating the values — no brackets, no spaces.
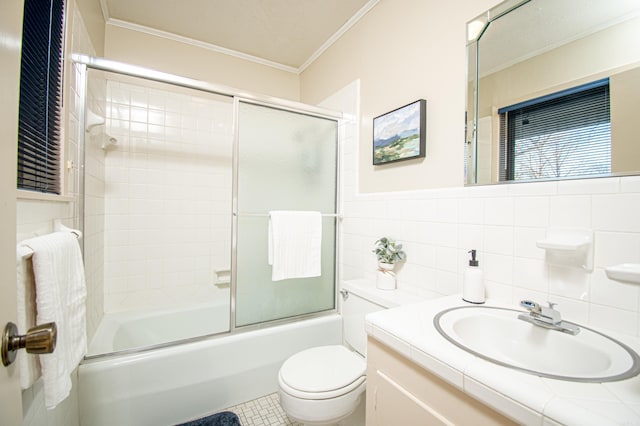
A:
373,237,407,264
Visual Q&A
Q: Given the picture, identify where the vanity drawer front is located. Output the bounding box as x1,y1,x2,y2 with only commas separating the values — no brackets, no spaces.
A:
366,338,516,426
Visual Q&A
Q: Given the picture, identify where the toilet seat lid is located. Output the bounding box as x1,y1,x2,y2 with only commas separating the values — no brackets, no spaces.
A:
279,345,366,394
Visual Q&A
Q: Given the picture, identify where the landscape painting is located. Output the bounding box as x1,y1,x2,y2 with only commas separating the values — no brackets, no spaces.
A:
373,99,426,165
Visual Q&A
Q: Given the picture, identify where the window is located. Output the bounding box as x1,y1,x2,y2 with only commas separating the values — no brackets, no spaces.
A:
17,0,65,194
498,79,611,182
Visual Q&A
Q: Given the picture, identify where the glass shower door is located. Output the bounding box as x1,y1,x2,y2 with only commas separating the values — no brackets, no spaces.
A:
83,68,235,356
235,102,338,327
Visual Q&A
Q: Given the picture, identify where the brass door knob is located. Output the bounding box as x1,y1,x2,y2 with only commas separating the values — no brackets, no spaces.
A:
2,322,57,367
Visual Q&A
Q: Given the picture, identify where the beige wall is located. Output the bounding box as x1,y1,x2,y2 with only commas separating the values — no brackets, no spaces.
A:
104,24,300,100
611,66,640,173
74,0,105,56
300,0,496,192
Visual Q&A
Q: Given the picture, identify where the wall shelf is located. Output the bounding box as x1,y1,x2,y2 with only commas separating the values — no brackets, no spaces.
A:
536,229,593,271
536,239,589,251
605,264,640,284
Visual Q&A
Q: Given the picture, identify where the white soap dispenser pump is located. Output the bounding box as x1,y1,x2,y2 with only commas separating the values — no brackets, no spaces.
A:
463,249,485,304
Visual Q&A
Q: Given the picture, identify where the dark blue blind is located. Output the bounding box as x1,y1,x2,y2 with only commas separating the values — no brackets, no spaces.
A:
17,0,65,194
498,79,610,114
499,80,611,181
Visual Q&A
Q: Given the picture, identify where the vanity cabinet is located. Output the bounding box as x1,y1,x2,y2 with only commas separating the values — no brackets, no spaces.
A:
366,338,516,426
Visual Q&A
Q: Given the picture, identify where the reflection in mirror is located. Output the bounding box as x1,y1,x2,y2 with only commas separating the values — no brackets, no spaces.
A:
466,0,640,185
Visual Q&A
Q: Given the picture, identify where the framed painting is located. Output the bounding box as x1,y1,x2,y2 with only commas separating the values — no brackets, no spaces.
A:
373,99,426,165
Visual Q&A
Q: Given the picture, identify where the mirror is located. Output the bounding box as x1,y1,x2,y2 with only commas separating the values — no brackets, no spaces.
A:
466,0,640,185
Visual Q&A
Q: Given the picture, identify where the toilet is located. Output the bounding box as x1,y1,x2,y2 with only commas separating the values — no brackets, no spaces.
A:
278,279,416,425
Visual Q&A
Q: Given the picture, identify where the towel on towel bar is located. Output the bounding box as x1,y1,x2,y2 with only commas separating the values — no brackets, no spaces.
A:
16,246,41,390
18,232,87,409
268,211,322,281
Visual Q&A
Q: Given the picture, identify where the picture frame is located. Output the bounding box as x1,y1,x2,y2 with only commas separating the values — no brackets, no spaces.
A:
373,99,426,165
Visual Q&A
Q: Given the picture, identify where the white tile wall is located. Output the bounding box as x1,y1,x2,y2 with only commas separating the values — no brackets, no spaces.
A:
340,164,640,338
101,80,233,313
83,71,107,345
328,81,640,339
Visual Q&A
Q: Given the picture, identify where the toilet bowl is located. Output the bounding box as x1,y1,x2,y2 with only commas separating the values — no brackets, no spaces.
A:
278,345,366,425
278,279,418,425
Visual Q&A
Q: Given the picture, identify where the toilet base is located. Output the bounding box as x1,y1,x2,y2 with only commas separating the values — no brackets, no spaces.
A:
335,397,365,426
299,397,365,426
278,382,366,425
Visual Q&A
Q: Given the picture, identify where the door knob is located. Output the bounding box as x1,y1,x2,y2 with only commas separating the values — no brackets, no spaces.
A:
2,322,57,367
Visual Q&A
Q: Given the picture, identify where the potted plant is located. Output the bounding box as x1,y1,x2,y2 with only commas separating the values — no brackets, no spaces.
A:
373,237,406,271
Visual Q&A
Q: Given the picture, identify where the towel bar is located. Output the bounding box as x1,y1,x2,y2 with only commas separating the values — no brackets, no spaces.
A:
234,212,340,218
18,227,81,260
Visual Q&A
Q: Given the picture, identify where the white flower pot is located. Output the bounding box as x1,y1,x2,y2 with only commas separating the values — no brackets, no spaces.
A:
378,262,394,271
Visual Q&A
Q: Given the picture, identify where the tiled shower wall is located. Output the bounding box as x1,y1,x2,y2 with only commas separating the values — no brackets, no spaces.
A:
83,73,106,343
101,80,233,313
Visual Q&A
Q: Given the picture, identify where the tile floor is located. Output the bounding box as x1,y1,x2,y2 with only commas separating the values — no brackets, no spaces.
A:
223,393,303,426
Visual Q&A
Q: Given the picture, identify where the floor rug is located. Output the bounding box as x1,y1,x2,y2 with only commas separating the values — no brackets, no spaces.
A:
176,411,241,426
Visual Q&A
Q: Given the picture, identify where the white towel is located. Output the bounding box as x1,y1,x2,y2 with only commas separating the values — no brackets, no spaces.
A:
18,232,87,409
16,246,41,390
268,211,322,281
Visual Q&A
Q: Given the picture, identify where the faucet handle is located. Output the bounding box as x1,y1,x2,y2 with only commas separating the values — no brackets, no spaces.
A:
547,301,557,310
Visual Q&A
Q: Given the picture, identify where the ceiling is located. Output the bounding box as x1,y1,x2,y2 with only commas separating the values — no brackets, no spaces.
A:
101,0,376,72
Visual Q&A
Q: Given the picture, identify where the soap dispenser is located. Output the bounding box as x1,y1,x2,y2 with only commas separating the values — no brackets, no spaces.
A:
463,249,485,304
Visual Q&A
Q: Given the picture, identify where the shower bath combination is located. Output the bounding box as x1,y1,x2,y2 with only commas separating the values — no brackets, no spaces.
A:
74,55,342,425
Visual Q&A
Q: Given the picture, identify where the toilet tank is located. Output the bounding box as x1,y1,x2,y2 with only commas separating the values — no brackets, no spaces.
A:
341,279,419,356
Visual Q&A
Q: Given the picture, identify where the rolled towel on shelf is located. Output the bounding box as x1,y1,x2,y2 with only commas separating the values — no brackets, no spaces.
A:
268,211,322,281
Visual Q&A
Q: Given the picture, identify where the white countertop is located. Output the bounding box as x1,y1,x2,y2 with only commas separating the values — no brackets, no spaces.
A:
365,295,640,425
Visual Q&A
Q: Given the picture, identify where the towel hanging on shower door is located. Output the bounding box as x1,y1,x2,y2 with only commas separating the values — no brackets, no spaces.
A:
268,210,322,281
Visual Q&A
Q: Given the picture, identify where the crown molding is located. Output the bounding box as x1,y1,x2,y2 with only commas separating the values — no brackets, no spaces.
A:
106,18,300,74
99,0,110,22
102,0,380,75
298,0,380,73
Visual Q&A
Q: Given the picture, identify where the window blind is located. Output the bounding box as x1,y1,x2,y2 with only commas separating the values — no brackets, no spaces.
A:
499,79,610,182
17,0,65,194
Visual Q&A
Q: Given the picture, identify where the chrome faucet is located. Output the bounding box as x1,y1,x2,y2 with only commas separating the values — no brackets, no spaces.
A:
518,300,580,335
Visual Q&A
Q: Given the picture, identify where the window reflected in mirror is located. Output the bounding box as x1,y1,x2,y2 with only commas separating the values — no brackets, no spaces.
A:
499,79,611,181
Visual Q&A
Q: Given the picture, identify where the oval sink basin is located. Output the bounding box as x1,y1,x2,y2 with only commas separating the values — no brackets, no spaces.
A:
434,306,640,382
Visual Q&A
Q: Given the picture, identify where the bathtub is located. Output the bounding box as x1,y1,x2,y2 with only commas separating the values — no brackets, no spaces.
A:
78,312,342,426
86,302,231,356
